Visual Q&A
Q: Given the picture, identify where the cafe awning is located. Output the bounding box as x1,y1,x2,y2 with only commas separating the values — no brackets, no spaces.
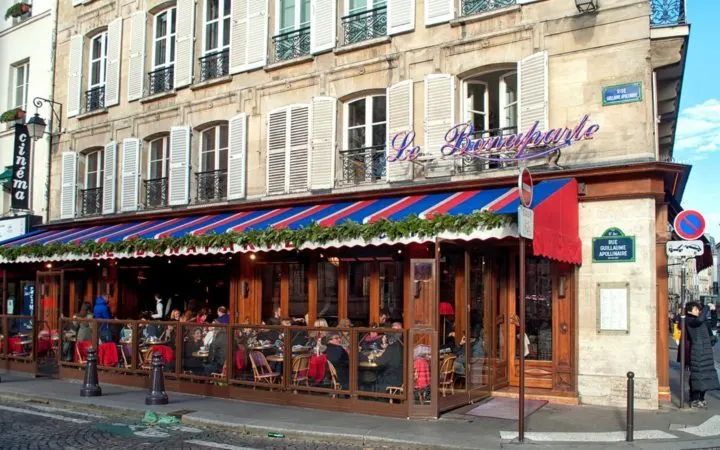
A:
0,178,581,264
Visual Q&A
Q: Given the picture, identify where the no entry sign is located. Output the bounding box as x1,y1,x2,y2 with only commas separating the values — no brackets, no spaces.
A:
673,210,706,241
518,168,533,207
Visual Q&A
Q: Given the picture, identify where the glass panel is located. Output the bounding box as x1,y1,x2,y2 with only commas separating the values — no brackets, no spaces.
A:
171,9,177,34
358,328,404,397
180,324,227,376
207,0,219,20
91,61,101,86
372,96,386,123
348,128,365,151
467,252,489,389
156,11,168,39
347,262,371,326
412,331,433,406
202,128,216,171
206,22,219,51
14,65,26,109
261,264,282,324
347,99,366,128
349,0,367,14
520,257,552,361
219,125,228,149
371,123,386,148
466,82,486,132
300,0,310,26
288,264,307,320
92,36,103,59
222,17,230,47
280,0,295,32
411,261,434,327
379,262,403,326
317,262,339,325
439,254,458,348
503,73,518,129
155,40,167,67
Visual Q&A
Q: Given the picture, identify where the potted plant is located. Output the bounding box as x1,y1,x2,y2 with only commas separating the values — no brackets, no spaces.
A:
0,108,25,123
5,2,31,20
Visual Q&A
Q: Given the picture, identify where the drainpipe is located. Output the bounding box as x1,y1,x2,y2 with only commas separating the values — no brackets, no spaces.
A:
44,0,59,224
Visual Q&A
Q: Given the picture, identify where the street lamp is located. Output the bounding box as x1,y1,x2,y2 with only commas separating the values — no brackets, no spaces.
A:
26,113,46,141
28,97,62,142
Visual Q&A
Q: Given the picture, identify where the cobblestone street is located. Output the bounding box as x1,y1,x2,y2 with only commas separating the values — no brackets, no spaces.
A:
0,399,400,450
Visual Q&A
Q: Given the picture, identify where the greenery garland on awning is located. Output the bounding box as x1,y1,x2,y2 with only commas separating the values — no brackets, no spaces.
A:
0,210,509,261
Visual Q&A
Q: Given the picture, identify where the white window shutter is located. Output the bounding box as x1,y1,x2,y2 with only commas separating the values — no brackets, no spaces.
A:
127,12,146,102
67,35,83,118
245,0,268,71
388,0,415,35
267,109,288,195
60,153,78,219
227,114,248,200
120,138,141,212
175,0,196,88
518,51,548,131
310,0,336,54
105,18,123,107
424,74,455,178
168,126,191,205
102,142,117,214
386,80,413,182
425,0,454,26
229,0,248,74
310,97,336,190
289,105,310,193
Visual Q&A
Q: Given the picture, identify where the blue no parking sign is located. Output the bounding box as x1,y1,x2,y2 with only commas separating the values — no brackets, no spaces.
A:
673,210,706,241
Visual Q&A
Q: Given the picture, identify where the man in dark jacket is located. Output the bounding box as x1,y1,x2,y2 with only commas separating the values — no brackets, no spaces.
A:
375,336,403,390
205,329,227,376
326,333,349,389
681,302,720,408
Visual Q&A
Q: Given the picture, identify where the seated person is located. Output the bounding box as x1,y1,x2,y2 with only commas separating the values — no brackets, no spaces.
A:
360,329,384,353
215,306,230,324
266,306,282,325
374,335,403,391
453,327,485,376
204,328,227,376
325,333,349,389
183,327,205,374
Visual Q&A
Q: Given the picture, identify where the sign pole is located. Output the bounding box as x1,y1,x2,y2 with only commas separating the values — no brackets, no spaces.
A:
518,237,526,442
679,257,686,408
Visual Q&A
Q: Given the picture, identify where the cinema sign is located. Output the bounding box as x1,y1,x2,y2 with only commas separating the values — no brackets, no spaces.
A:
387,115,600,163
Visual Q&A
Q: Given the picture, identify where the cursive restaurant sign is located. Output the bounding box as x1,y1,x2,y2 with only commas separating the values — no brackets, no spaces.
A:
388,115,600,163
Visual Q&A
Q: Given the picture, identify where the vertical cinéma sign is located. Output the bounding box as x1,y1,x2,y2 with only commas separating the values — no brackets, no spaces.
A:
11,124,31,210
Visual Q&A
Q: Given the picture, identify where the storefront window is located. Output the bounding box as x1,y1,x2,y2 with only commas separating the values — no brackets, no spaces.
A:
518,256,552,361
379,262,403,325
288,264,307,320
347,262,371,325
317,262,338,325
261,264,282,323
439,254,460,347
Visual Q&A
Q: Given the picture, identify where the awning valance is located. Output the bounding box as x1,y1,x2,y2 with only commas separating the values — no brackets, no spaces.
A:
0,178,581,264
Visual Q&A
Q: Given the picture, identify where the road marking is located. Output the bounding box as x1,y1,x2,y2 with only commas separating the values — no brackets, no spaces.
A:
678,415,720,437
0,404,90,424
185,440,259,450
26,404,105,418
499,430,677,442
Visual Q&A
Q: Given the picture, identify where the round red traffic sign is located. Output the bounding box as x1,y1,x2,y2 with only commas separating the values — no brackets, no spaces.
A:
518,168,533,207
673,210,706,241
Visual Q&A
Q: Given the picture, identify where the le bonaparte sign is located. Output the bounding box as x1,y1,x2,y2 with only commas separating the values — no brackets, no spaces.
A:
11,124,31,210
592,228,635,263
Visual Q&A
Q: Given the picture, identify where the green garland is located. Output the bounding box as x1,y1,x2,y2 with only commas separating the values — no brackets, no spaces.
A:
0,210,508,261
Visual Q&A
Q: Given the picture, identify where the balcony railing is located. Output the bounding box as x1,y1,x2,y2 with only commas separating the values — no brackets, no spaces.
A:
196,169,227,203
199,50,229,82
650,0,686,27
454,126,519,175
80,187,103,216
341,6,387,46
338,146,386,186
147,65,174,96
272,27,311,62
461,0,516,17
84,86,105,113
144,177,168,209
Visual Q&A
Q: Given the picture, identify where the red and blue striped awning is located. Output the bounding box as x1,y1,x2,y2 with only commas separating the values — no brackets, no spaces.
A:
1,178,581,264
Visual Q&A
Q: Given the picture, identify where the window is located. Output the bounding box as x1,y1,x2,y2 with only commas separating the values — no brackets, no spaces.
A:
198,125,228,201
12,62,29,111
342,0,387,45
279,0,310,33
154,8,177,69
85,150,104,189
341,95,386,185
148,137,169,179
86,32,108,112
204,0,230,54
273,0,311,61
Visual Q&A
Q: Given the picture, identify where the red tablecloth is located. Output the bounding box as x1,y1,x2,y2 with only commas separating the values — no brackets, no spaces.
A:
76,340,92,360
98,342,119,366
149,345,174,363
308,354,327,384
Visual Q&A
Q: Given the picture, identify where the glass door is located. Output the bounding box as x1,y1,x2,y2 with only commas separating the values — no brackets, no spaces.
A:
35,271,63,376
466,250,493,400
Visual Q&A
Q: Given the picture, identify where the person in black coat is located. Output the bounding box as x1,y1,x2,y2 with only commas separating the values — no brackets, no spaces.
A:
680,302,720,407
375,336,403,390
326,333,349,389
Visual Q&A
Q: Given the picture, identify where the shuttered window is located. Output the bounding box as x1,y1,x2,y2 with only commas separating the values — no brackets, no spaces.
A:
424,74,455,177
386,80,413,182
229,0,268,73
85,150,104,189
120,138,141,212
60,153,78,219
128,12,147,101
518,51,548,131
341,95,386,185
148,137,169,179
309,0,335,54
266,105,310,195
174,0,196,88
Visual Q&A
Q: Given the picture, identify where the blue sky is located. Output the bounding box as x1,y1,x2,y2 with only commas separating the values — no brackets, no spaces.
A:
674,1,720,241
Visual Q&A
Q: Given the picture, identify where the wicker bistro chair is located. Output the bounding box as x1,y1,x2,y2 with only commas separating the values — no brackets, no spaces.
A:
439,355,457,397
211,361,227,382
326,360,343,398
291,354,310,386
386,385,404,404
249,351,281,387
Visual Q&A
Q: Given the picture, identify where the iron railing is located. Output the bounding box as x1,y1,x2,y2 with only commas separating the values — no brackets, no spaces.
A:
199,50,229,82
144,177,168,209
84,86,105,113
455,126,519,175
338,146,386,186
147,65,174,96
272,27,311,62
650,0,686,27
80,187,103,216
461,0,516,17
195,169,227,202
341,6,387,46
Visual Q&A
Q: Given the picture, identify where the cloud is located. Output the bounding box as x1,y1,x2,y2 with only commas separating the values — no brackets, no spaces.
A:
675,99,720,153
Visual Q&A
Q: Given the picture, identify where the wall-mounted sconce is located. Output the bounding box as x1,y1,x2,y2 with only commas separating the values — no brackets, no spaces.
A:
575,0,598,13
242,280,249,298
559,275,567,298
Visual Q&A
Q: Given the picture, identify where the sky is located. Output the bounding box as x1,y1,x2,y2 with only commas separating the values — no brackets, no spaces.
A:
673,1,720,241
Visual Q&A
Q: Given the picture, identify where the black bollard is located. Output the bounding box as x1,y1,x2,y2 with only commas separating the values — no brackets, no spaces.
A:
626,371,634,442
145,352,168,405
80,348,102,397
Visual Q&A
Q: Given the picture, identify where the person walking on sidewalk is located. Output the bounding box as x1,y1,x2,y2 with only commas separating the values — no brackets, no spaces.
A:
679,302,720,408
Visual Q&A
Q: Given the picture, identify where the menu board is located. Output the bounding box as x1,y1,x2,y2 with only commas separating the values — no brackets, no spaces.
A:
597,283,629,333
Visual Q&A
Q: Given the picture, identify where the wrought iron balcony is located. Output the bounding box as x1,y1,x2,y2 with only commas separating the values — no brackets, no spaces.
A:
144,177,168,209
461,0,516,17
454,126,519,175
650,0,686,27
195,169,227,203
80,187,103,216
199,50,229,82
341,6,387,46
147,65,174,96
84,86,105,113
272,27,311,62
338,146,386,186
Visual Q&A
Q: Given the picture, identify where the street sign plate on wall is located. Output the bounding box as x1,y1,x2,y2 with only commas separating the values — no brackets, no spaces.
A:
592,228,635,263
673,210,706,241
602,82,642,106
666,240,704,258
518,206,534,239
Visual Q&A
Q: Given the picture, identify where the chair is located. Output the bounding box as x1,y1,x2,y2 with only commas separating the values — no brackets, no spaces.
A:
326,360,342,398
249,351,280,387
118,344,130,368
439,355,457,397
386,385,404,404
291,354,310,387
211,361,227,379
9,337,27,356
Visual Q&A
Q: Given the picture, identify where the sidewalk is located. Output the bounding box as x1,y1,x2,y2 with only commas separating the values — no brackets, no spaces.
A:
0,369,719,449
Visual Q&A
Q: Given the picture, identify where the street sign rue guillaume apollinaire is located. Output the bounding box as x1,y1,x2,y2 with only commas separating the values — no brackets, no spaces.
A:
592,228,635,263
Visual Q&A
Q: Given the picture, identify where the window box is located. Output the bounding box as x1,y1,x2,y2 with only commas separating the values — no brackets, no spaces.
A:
5,2,31,20
0,108,25,123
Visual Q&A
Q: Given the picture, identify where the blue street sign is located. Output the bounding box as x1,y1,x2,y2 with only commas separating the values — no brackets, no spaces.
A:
592,227,635,263
602,82,642,106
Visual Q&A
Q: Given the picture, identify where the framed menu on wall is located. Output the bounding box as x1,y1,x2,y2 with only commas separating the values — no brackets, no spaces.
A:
596,282,630,334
